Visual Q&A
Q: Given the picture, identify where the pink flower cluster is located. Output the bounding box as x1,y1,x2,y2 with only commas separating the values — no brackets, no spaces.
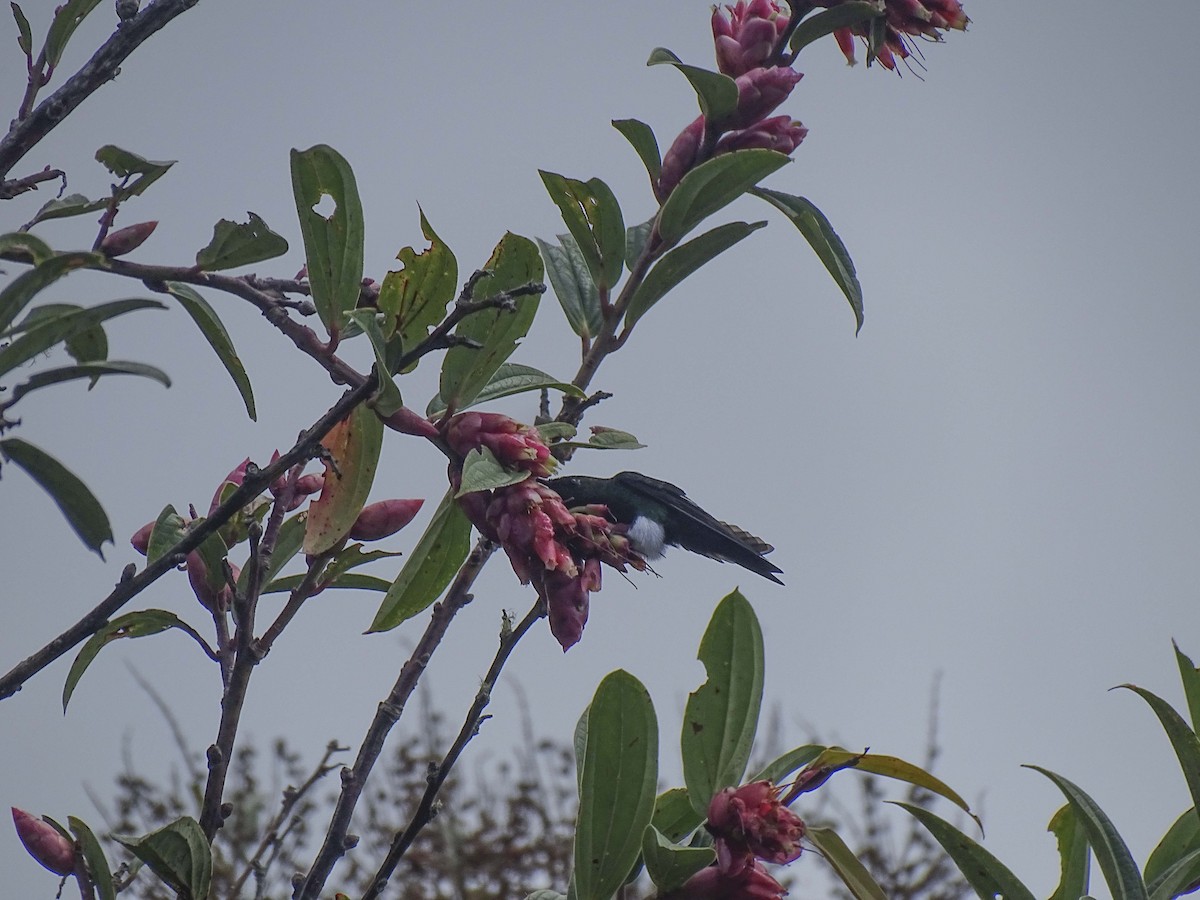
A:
446,413,645,650
819,0,969,69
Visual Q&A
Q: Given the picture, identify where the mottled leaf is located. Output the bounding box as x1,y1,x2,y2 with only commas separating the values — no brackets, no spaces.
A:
166,282,256,420
377,209,457,372
539,171,625,291
0,230,52,264
659,150,789,246
195,212,288,270
303,403,383,555
1049,803,1092,900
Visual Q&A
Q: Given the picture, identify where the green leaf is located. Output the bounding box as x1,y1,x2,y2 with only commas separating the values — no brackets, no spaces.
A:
537,233,602,340
427,362,584,418
63,317,106,365
789,2,883,54
11,3,31,56
0,250,98,334
897,802,1038,900
524,893,568,900
1049,803,1092,900
573,670,658,900
115,817,211,900
377,209,458,372
537,421,577,443
456,446,532,496
659,150,789,246
290,144,365,337
437,232,543,413
539,171,625,291
681,589,764,816
1149,847,1200,900
806,826,887,900
646,48,739,123
7,361,169,404
94,145,175,198
1146,808,1200,893
641,824,714,892
191,524,229,596
44,0,103,66
573,704,590,791
752,187,864,333
1121,683,1200,816
821,749,979,826
195,212,288,270
0,297,164,377
368,487,471,632
146,504,187,564
0,438,111,557
1175,642,1200,734
626,218,654,267
625,220,766,327
242,511,307,594
69,817,115,900
611,118,662,182
25,193,107,226
264,571,392,594
749,743,825,783
303,403,384,555
1027,766,1149,900
166,282,256,420
651,788,703,843
560,427,647,452
63,610,205,710
347,310,404,417
0,230,53,263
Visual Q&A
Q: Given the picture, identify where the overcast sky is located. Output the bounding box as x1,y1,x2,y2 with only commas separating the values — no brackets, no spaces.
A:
3,2,1199,897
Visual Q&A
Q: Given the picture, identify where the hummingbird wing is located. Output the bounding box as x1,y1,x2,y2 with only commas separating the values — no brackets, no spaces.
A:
613,472,784,584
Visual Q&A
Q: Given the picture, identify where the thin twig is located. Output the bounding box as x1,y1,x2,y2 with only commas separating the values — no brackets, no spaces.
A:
0,165,65,199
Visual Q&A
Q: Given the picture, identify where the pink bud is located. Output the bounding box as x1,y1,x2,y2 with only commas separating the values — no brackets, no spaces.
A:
130,520,155,555
185,551,224,612
349,499,424,541
99,220,157,257
381,406,440,440
656,116,706,202
12,808,75,877
715,116,807,155
208,457,251,515
723,67,803,131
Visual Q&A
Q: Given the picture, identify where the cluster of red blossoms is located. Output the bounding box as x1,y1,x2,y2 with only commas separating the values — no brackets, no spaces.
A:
445,413,645,651
667,781,806,899
818,0,969,70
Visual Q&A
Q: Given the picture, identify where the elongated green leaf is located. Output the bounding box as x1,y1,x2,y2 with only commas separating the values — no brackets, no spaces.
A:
1149,847,1200,900
789,2,883,53
303,403,384,555
646,48,739,122
27,193,107,226
0,230,53,263
11,3,31,56
651,788,703,843
1027,766,1149,900
115,817,211,900
63,610,205,710
427,362,585,417
377,209,458,373
0,297,164,377
347,310,404,417
457,446,532,496
752,187,864,333
817,748,979,825
682,590,765,815
0,250,98,333
8,361,169,404
368,488,471,631
195,212,288,270
750,743,825,783
69,817,115,900
574,670,658,900
1049,803,1091,900
1120,685,1200,819
1147,808,1200,892
612,118,662,182
44,0,103,66
641,825,714,893
1175,642,1200,735
537,233,602,340
659,150,789,246
539,172,625,290
165,282,256,420
437,232,543,413
94,145,175,197
290,144,365,337
807,826,887,900
0,438,111,557
625,220,766,327
897,802,1038,900
264,571,392,594
241,511,307,594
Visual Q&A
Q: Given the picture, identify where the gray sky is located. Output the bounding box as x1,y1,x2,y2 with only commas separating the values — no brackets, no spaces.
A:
3,2,1198,897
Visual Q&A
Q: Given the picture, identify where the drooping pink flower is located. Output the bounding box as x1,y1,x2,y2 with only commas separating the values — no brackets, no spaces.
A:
663,860,787,899
715,116,807,155
712,0,791,77
349,498,424,541
819,0,967,69
708,781,805,869
537,567,591,651
12,808,75,877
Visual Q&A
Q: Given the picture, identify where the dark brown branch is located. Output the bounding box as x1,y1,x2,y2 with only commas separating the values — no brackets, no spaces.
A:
0,0,202,180
361,599,546,899
0,165,65,199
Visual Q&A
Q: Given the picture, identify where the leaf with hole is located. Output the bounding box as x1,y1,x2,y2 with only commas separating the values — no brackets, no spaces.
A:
195,212,288,270
539,171,625,291
378,209,458,372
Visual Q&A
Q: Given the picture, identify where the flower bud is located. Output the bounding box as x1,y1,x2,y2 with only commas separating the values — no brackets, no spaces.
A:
349,499,424,541
707,781,804,866
130,520,155,555
208,457,251,515
381,406,440,440
11,808,75,876
723,67,803,131
538,569,590,651
656,116,706,202
715,116,807,155
99,220,157,257
712,1,790,77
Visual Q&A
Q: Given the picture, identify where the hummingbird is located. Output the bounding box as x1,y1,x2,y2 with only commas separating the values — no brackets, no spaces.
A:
544,471,784,584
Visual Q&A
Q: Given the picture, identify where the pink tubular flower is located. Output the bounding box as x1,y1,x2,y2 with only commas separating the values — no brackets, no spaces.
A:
724,67,803,130
716,116,807,155
708,781,805,868
712,0,791,77
485,481,578,582
820,0,967,69
656,115,707,202
12,808,75,877
537,567,590,651
445,412,554,477
349,498,424,541
664,860,787,899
